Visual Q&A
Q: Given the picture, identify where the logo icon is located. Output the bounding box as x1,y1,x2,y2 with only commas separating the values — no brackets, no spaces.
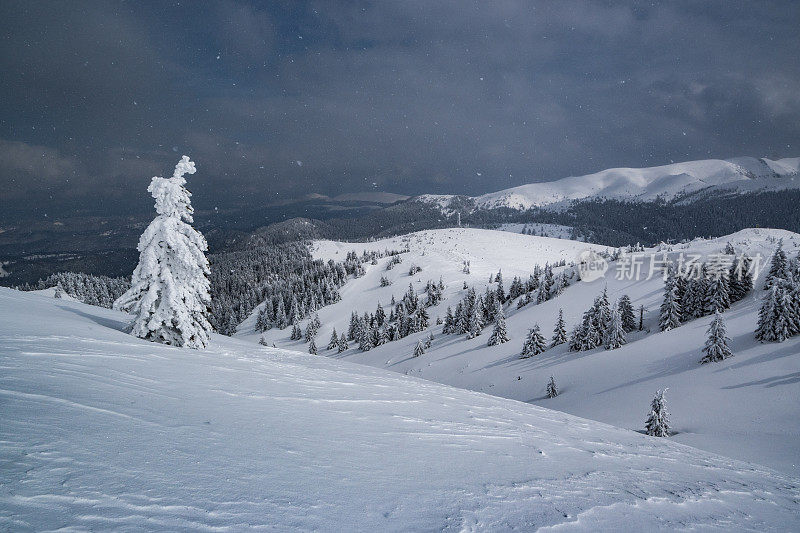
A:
577,249,608,282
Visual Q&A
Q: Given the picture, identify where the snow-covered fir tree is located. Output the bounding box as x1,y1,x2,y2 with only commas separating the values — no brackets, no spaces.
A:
659,268,682,332
425,331,434,349
495,270,505,303
308,337,318,355
644,389,670,437
701,311,732,363
521,324,547,358
551,309,568,347
603,305,627,350
443,306,454,334
358,322,374,351
568,322,584,352
755,284,793,343
327,328,339,350
305,320,318,342
114,156,212,349
487,301,510,346
705,272,730,314
546,376,558,398
764,240,789,290
618,295,636,332
348,311,360,341
337,332,348,353
414,339,425,357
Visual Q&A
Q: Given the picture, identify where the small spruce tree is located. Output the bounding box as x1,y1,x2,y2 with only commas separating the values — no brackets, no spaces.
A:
701,311,732,363
521,324,547,358
327,328,339,350
487,301,510,346
659,270,682,332
414,339,425,357
546,376,558,398
644,389,670,437
551,309,568,347
603,305,627,350
618,295,636,332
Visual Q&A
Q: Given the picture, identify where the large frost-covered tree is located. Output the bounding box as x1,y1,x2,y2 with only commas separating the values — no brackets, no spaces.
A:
114,156,212,349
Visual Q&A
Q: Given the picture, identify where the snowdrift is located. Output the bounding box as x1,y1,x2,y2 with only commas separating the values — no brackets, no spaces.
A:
3,288,800,530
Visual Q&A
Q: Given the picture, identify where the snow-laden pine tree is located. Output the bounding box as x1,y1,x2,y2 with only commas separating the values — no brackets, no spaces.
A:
327,328,339,351
443,306,454,334
308,337,318,355
705,273,730,314
113,156,211,349
546,376,558,398
337,332,348,353
467,302,483,339
756,284,792,343
764,240,789,290
289,323,301,340
568,322,584,352
358,323,374,351
487,301,510,346
644,389,670,437
603,305,626,350
582,316,601,350
618,295,636,332
659,269,682,332
701,311,732,363
348,311,359,340
551,309,568,347
414,339,425,357
521,324,547,358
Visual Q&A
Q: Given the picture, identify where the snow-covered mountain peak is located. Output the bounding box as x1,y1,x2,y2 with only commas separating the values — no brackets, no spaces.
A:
417,156,800,212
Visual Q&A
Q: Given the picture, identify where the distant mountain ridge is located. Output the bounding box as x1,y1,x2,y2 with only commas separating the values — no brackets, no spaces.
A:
417,156,799,212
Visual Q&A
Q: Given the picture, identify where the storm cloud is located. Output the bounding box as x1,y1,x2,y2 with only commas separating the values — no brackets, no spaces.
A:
1,0,798,217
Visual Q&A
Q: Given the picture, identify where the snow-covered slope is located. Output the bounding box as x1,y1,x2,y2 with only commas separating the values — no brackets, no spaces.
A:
243,227,601,342
419,156,800,211
3,288,800,530
246,227,800,476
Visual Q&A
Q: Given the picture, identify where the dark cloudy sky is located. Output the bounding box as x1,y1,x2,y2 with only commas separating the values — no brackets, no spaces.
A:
1,1,798,218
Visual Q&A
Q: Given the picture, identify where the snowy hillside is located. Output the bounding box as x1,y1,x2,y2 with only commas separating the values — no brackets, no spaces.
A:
3,288,800,530
245,227,800,475
419,156,800,211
